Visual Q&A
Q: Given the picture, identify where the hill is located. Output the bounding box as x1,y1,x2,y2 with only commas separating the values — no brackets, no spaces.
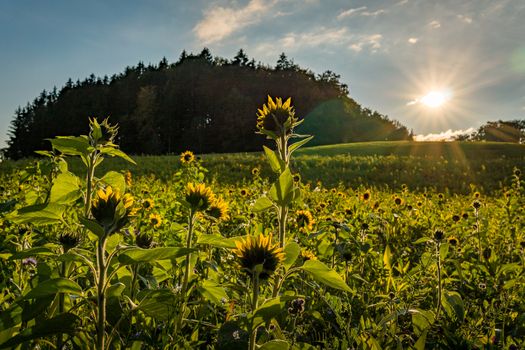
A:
3,49,411,159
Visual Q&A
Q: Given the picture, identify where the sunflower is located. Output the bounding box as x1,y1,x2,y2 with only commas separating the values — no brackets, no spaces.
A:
233,234,285,280
180,150,195,164
251,168,260,176
149,213,162,228
135,231,154,249
361,191,371,201
125,171,132,187
91,186,135,234
448,236,459,246
256,96,298,136
142,199,154,211
207,197,229,221
185,183,215,212
296,210,314,231
394,197,403,206
59,232,81,251
300,249,317,261
240,188,249,197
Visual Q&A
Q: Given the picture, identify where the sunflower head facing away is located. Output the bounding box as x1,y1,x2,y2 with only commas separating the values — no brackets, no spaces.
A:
296,210,314,231
233,234,285,280
207,197,229,221
185,183,215,212
256,96,299,137
180,150,195,164
91,186,135,234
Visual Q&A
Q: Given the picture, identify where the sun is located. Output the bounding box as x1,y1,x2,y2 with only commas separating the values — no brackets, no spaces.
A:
420,90,452,108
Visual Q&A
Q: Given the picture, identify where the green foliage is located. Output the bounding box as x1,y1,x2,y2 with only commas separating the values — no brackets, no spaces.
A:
0,117,524,349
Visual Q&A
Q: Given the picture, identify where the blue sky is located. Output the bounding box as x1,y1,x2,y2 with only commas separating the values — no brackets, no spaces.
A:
1,0,524,147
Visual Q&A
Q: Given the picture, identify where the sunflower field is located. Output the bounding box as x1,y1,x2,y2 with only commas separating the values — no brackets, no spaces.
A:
0,98,524,349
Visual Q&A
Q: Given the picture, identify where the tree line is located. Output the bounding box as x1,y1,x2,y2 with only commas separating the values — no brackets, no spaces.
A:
455,120,525,143
3,48,413,159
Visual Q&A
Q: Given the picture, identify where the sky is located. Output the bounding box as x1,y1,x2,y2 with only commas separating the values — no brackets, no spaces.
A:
1,0,525,147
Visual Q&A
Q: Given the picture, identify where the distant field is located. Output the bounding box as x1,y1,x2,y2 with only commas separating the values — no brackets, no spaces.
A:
295,140,525,158
1,141,524,193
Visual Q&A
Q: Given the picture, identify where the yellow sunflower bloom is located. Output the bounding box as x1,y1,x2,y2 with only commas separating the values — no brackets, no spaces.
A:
256,96,299,137
233,234,285,280
180,150,195,164
91,186,135,234
185,183,215,212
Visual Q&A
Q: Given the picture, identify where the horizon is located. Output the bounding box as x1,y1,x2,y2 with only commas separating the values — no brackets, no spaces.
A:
1,0,524,148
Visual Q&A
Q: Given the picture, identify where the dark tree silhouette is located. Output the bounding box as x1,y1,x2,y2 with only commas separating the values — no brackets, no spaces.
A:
3,49,412,159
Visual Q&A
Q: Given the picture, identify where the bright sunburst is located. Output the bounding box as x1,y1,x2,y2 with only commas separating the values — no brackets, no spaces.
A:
420,90,452,108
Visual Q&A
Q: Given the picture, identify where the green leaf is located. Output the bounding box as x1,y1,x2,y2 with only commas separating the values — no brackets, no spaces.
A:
118,247,195,265
79,216,105,238
263,146,285,173
10,247,56,260
288,135,313,155
137,289,177,321
414,330,428,350
100,147,136,164
197,280,228,306
0,297,53,332
383,245,393,270
100,171,126,193
48,136,90,156
8,203,65,225
252,196,274,212
441,291,464,321
252,297,284,328
283,242,300,272
411,308,434,335
301,260,351,292
50,172,82,204
260,340,290,350
23,278,83,299
0,313,81,349
107,283,126,298
413,237,431,244
196,234,237,249
269,168,294,206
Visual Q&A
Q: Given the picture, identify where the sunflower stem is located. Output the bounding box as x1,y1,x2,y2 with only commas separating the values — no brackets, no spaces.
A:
249,273,260,350
435,241,442,319
177,209,195,332
96,236,108,350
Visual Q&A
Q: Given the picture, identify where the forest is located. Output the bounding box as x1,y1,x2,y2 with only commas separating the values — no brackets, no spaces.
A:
3,48,412,159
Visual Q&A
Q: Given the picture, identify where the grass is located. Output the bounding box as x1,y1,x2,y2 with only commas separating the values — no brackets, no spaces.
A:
1,141,524,193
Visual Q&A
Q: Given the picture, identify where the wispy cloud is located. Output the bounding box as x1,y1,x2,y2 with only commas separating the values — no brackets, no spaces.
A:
337,6,367,19
457,14,473,24
254,28,383,55
337,6,385,20
350,34,383,53
428,20,441,29
414,128,475,141
408,37,418,44
193,0,278,44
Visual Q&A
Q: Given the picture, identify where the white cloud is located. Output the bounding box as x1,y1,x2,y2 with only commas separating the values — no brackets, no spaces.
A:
457,14,473,24
280,27,350,49
361,9,386,17
428,20,441,29
337,6,385,20
337,6,367,19
408,37,418,44
414,128,476,141
254,28,382,55
349,34,383,53
396,0,409,5
193,0,278,44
